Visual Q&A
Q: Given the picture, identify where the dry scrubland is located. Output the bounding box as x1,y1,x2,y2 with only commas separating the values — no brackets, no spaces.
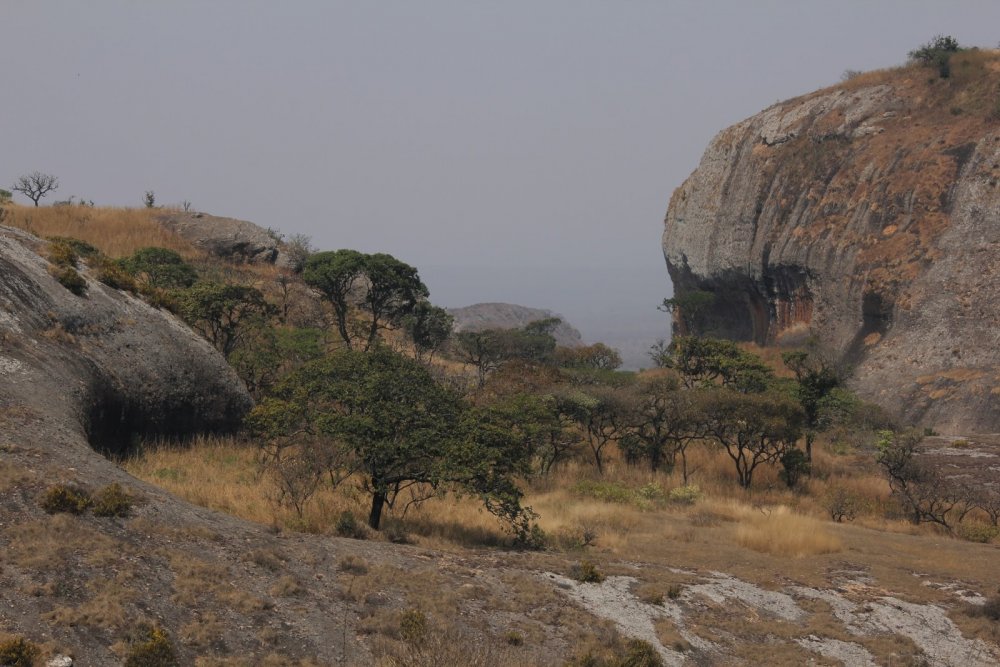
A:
5,44,1000,661
4,198,1000,665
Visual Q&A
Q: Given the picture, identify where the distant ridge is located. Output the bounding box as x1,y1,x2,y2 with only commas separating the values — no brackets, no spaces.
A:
447,302,584,347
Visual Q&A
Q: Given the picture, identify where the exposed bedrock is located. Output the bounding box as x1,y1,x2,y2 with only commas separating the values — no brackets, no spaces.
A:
663,69,1000,433
0,225,252,457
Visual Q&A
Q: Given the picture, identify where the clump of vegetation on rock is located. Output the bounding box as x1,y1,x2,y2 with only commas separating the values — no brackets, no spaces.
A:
40,484,92,514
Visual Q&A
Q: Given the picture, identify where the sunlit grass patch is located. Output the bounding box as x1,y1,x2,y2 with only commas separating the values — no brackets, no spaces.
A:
734,506,842,557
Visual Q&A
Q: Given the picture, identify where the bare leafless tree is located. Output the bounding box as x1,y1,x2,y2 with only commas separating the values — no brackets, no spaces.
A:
12,171,59,206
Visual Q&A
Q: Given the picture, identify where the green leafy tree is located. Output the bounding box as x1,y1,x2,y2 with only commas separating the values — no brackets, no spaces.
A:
908,35,961,78
572,384,633,475
659,289,715,335
782,349,840,461
457,322,558,388
555,342,623,370
175,282,275,357
303,250,428,351
703,388,804,489
302,249,366,347
248,347,535,531
624,373,708,481
401,301,454,361
122,247,198,289
229,326,325,399
358,253,429,350
652,336,772,393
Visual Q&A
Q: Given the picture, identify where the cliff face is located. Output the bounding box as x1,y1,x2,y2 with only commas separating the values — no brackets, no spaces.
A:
662,53,1000,433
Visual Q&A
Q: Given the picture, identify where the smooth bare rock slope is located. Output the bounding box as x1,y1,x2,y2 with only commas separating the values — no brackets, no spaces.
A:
662,54,1000,433
449,302,584,347
155,210,295,267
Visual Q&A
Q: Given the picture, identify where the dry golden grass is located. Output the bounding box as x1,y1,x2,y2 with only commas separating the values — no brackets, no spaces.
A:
3,204,200,259
732,505,843,557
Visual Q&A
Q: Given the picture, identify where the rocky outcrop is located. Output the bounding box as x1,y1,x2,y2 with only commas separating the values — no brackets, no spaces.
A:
448,302,584,347
662,55,1000,433
0,225,251,456
155,210,296,268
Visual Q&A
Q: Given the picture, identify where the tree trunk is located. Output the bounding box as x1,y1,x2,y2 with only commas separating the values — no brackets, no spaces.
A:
368,490,387,529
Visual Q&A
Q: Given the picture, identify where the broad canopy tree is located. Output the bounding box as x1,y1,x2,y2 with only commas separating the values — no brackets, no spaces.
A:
302,250,429,351
247,347,536,533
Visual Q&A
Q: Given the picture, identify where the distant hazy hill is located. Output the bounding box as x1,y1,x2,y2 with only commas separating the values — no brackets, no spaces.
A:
447,302,584,347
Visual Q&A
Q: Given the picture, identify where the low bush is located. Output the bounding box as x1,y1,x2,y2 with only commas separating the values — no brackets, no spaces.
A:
0,636,40,667
94,257,138,292
52,266,87,295
957,522,999,544
40,484,92,514
47,236,100,259
570,560,605,584
92,482,132,517
334,511,367,539
124,625,179,667
619,638,664,667
967,593,1000,621
399,609,428,644
667,485,701,505
48,241,79,268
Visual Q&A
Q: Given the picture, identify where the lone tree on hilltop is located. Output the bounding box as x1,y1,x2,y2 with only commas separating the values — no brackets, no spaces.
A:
12,171,59,206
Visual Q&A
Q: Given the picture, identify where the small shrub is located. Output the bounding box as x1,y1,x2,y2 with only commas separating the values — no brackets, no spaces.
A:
636,482,665,502
40,484,92,514
52,266,87,296
48,241,79,268
666,584,683,600
619,638,664,667
824,487,859,523
399,609,428,644
0,636,41,667
504,630,524,646
514,523,547,551
94,258,138,292
636,584,664,606
951,438,970,449
337,555,369,576
124,625,179,667
779,448,810,489
968,593,1000,621
572,480,633,504
92,482,132,517
382,521,411,544
668,485,701,505
570,560,605,584
958,522,999,544
47,236,100,259
334,511,367,539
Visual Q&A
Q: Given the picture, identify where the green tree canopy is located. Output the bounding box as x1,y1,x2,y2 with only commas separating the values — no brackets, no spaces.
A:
247,347,536,533
401,301,454,361
122,247,198,289
702,388,804,489
651,336,773,393
303,250,428,351
175,282,275,357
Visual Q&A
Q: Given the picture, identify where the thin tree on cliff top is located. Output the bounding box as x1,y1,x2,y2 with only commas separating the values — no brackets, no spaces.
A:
12,171,59,207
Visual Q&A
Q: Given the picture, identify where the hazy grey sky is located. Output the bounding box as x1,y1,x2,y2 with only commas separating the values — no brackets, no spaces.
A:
5,1,1000,365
